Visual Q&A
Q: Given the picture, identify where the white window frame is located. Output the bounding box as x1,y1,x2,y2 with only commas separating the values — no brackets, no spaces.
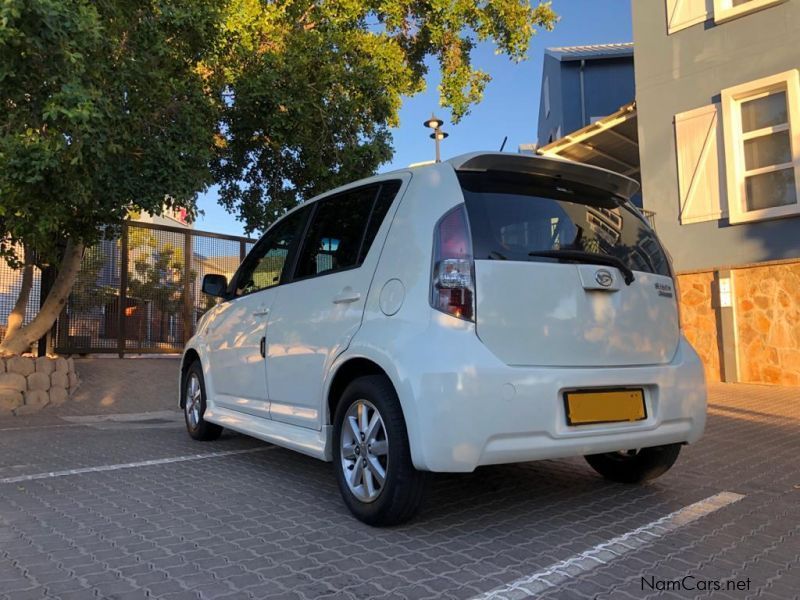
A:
713,0,787,24
721,70,800,224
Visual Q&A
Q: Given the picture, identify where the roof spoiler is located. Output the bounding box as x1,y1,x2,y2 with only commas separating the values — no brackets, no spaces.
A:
453,153,639,204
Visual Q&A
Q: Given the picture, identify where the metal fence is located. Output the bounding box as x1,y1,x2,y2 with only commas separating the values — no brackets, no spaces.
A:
0,247,42,343
52,222,254,356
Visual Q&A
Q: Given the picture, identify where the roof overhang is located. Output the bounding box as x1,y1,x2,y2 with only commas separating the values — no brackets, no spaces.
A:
537,102,640,182
545,42,634,62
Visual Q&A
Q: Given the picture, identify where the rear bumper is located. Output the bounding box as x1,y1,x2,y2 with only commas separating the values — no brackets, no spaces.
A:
403,329,706,472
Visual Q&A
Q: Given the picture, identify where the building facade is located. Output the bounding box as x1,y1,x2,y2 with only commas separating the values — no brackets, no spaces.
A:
633,0,800,385
536,43,635,147
530,44,645,208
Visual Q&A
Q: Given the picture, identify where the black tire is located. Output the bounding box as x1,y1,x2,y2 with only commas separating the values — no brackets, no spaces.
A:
183,361,223,441
585,443,682,483
332,375,426,526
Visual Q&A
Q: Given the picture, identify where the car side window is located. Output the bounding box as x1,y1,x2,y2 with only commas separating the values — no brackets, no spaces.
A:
234,207,309,296
294,185,379,279
361,180,402,261
292,180,402,281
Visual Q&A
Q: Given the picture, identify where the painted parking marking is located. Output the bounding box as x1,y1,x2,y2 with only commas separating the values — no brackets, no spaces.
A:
0,411,184,432
60,411,183,424
0,423,87,432
61,411,184,430
471,491,745,600
0,446,273,484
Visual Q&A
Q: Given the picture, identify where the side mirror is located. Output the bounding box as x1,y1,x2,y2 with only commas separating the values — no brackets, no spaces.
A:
202,273,228,298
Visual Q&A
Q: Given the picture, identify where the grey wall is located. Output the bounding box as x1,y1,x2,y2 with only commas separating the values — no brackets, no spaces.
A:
537,55,634,147
537,55,565,146
632,0,800,273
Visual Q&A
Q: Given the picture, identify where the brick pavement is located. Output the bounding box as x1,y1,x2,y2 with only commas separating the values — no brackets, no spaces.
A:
0,359,797,599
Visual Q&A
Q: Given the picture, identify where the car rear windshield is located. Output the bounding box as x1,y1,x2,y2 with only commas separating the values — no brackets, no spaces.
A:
458,171,671,277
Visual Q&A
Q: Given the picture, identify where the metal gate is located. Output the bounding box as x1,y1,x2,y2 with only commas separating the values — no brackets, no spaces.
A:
0,248,42,344
54,222,254,356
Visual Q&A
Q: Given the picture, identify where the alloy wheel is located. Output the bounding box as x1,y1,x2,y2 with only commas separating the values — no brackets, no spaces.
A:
340,399,389,503
185,373,202,429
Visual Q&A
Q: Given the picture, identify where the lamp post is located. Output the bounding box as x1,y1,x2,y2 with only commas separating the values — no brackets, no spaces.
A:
423,114,448,163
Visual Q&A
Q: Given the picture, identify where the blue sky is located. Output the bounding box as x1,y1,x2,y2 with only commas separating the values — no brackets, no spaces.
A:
195,0,633,237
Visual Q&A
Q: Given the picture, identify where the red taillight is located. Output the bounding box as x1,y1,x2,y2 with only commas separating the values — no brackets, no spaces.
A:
431,205,475,322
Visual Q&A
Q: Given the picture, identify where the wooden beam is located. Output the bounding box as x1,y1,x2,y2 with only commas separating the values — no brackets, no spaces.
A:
538,102,637,155
604,129,639,150
574,141,637,172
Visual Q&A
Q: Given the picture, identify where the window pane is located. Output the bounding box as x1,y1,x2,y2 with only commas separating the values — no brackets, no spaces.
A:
360,180,402,262
740,91,788,133
743,130,792,170
745,168,797,211
237,208,307,295
459,172,670,277
295,186,378,279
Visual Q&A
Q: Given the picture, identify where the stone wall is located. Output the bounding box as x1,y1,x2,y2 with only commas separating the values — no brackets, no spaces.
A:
677,271,721,382
734,262,800,386
0,356,80,416
677,260,800,387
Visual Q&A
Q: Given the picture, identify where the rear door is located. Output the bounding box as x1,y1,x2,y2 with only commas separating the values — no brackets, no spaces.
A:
266,180,403,429
459,171,679,367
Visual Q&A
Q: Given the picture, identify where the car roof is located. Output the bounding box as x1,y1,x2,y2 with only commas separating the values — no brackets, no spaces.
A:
267,151,639,234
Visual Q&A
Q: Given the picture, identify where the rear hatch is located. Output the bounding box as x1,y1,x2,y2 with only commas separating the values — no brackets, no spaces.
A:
459,169,679,367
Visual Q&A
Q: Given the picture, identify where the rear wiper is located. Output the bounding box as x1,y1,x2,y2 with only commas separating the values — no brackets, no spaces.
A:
527,250,636,285
487,250,508,260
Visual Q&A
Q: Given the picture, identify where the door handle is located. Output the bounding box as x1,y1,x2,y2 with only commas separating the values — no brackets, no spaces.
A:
259,336,266,358
332,292,361,304
252,308,270,316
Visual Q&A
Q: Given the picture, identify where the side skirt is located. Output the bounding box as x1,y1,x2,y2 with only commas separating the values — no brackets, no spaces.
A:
204,406,333,462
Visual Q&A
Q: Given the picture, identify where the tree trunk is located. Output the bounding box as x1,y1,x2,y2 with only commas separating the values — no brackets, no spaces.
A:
0,240,84,356
4,246,34,340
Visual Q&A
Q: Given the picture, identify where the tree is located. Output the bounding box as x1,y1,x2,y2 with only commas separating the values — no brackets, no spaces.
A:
126,228,193,320
1,0,557,356
0,0,221,354
212,0,558,234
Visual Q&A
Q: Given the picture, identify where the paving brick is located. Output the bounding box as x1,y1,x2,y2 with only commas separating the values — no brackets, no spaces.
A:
162,592,204,600
42,580,88,596
191,582,236,598
0,589,47,600
0,382,798,599
145,579,191,596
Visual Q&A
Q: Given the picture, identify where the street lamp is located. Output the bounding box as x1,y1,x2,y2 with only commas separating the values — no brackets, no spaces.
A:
423,114,448,163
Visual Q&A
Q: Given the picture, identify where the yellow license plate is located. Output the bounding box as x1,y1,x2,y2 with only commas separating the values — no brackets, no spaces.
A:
564,389,646,426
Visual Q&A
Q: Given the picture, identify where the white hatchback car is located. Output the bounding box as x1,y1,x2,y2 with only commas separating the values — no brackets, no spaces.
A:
181,152,707,526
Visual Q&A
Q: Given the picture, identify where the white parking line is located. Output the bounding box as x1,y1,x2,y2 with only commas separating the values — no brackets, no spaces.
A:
0,447,274,484
471,491,745,600
0,411,183,432
0,423,87,432
60,411,183,424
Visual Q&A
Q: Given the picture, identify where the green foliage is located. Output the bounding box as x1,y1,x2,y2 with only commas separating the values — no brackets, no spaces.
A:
0,0,558,296
212,0,558,233
0,0,222,268
70,243,117,313
127,229,194,318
